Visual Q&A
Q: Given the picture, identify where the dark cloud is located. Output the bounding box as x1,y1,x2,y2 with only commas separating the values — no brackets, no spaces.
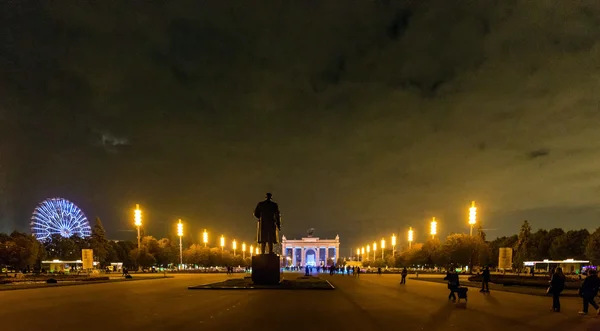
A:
1,1,600,248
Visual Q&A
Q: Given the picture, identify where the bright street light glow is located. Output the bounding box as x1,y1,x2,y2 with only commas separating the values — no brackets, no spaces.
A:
134,204,142,226
391,234,396,246
408,227,414,242
381,238,385,249
356,248,360,256
366,245,370,253
232,240,237,250
469,201,477,225
242,242,246,252
220,235,225,247
373,242,377,251
255,247,259,255
361,247,365,255
202,229,208,245
177,219,183,237
430,217,437,236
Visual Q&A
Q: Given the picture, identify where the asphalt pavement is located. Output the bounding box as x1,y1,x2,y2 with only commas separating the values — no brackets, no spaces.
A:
1,273,599,331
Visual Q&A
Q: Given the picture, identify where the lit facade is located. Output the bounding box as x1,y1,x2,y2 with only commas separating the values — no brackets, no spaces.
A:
281,234,340,267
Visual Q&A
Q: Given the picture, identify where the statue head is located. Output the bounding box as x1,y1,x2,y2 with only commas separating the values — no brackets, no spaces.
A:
266,193,273,200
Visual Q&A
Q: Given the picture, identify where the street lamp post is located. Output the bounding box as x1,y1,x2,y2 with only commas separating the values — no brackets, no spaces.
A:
203,229,208,247
366,245,370,261
250,245,254,257
177,219,183,269
381,239,385,259
134,204,142,249
220,235,225,252
391,234,397,257
373,242,377,260
430,217,437,240
134,204,142,272
356,248,360,261
469,201,477,236
408,227,414,249
232,240,237,256
242,242,246,259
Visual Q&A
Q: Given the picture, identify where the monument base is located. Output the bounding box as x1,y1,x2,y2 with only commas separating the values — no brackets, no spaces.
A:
252,254,281,285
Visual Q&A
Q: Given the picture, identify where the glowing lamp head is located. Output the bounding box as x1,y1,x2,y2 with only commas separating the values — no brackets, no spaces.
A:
134,204,142,226
242,242,246,252
366,245,370,253
408,227,414,242
469,201,477,225
202,229,208,244
373,242,377,251
381,238,385,249
220,235,225,247
391,234,396,246
232,240,237,250
361,247,365,254
250,245,254,254
255,247,259,255
356,248,360,255
177,219,183,237
431,217,437,236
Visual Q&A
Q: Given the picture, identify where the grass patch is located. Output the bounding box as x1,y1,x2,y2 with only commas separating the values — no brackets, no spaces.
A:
189,276,334,290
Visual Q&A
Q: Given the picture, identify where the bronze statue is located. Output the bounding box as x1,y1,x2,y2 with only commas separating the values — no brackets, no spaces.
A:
254,193,281,254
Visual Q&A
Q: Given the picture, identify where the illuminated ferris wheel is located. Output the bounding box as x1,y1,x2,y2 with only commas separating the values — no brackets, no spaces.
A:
30,198,92,241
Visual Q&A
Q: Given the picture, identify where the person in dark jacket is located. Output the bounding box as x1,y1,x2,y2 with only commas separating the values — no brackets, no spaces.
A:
480,266,490,293
444,270,460,302
401,267,408,284
550,267,566,312
579,269,600,315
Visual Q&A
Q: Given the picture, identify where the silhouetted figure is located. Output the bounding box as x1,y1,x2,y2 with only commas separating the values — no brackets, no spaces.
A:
445,270,460,302
254,193,281,254
305,265,310,276
378,267,382,275
480,266,490,293
579,269,600,315
549,267,566,312
401,268,408,284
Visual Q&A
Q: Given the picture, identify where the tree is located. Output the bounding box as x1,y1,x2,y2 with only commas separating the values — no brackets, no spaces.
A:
156,238,177,267
89,217,110,266
442,234,477,267
513,220,532,271
130,247,156,269
8,232,43,270
550,229,590,260
44,234,79,260
585,227,600,265
477,224,486,242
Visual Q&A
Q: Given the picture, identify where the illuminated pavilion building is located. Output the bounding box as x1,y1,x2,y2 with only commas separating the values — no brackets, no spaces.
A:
281,232,340,267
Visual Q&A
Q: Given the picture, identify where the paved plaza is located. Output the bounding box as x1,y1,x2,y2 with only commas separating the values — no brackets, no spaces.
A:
1,273,599,330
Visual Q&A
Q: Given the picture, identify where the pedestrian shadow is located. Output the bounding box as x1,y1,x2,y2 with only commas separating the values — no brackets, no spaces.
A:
481,293,501,306
422,302,455,330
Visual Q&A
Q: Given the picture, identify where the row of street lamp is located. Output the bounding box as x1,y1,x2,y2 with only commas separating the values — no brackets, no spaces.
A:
356,201,478,261
133,204,257,268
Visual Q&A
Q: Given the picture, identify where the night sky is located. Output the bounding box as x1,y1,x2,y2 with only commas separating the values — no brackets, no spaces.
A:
1,1,600,252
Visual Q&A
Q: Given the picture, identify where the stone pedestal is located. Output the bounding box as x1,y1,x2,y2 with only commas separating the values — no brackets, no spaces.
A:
252,254,281,285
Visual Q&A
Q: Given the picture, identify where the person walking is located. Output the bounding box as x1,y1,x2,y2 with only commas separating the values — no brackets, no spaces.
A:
549,267,566,312
480,266,490,293
400,267,408,284
578,269,600,315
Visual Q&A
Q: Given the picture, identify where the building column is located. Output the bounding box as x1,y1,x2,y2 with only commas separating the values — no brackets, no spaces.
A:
292,247,297,266
335,244,339,261
300,247,305,266
325,247,329,263
316,247,320,266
